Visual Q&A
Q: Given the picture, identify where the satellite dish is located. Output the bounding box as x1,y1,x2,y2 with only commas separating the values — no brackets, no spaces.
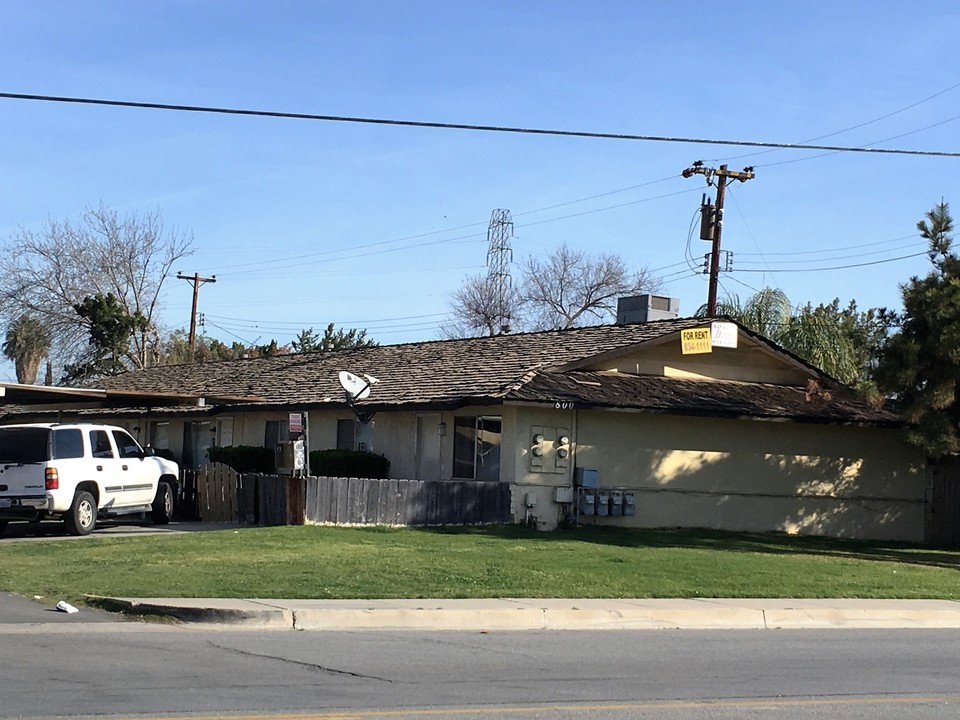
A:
338,371,379,401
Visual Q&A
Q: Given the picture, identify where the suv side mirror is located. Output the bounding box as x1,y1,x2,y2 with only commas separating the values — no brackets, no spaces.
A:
142,446,156,457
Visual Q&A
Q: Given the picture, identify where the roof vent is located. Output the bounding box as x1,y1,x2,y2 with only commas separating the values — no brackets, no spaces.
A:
616,294,680,324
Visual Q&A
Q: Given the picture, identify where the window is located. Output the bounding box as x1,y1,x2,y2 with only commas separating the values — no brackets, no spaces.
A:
111,430,142,458
452,416,501,481
264,420,289,448
52,429,84,459
0,428,50,463
217,417,234,446
150,422,170,450
337,419,357,450
89,430,114,459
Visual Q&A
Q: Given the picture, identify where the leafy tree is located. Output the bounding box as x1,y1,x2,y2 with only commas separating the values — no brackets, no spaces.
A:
292,327,323,353
317,323,377,351
255,339,289,357
875,201,960,457
62,293,147,383
702,288,885,388
2,314,50,384
0,204,193,376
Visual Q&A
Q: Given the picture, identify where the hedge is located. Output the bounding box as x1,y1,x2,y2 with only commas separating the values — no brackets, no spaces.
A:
309,449,390,479
208,445,275,473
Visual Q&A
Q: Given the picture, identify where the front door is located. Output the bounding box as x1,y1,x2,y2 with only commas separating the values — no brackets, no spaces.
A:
416,414,442,481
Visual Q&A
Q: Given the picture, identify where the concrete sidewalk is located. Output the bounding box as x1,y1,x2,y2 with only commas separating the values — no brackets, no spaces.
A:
88,597,960,631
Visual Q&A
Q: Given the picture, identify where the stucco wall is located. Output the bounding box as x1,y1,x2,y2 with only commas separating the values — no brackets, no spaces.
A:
548,408,926,541
591,335,813,385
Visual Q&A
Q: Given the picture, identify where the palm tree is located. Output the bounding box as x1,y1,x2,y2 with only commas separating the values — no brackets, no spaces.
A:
709,288,793,344
3,315,51,384
698,288,860,385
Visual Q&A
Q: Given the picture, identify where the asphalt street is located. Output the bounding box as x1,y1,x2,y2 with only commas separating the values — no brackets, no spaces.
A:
1,624,959,719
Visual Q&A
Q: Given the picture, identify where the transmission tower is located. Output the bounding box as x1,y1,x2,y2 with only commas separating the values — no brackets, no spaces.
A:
486,209,514,334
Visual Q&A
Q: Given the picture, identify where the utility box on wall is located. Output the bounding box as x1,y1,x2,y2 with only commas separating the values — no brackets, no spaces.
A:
575,467,598,488
275,439,305,476
578,490,595,516
529,426,571,474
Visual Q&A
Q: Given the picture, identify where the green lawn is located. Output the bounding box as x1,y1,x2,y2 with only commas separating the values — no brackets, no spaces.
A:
2,525,960,605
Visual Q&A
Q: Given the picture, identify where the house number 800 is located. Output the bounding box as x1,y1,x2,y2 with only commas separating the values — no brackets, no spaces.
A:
554,401,575,409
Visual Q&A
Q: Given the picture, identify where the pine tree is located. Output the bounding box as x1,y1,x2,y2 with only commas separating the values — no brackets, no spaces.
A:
875,201,960,457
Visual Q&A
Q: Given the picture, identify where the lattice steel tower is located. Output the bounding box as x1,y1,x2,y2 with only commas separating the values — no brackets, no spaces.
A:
486,208,514,334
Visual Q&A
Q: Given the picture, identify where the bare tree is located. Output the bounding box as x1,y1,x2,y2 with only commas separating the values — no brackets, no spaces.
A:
519,244,662,329
442,273,521,338
0,204,193,375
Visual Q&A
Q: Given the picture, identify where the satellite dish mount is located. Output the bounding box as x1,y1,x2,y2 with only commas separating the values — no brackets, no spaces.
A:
337,371,380,423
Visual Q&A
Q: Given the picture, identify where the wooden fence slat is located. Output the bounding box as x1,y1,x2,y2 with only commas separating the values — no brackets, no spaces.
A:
299,477,511,527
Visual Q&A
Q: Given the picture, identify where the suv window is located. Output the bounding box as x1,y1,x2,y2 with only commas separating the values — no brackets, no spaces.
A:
111,430,142,459
89,430,115,459
52,428,84,459
0,427,50,463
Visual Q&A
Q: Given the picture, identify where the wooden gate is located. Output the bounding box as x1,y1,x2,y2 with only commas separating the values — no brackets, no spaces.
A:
926,457,960,548
183,462,239,522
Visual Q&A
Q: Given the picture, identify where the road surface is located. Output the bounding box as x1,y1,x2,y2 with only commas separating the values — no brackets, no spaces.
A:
1,620,958,719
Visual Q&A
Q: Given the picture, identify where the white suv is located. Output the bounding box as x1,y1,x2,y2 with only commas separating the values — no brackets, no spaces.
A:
0,423,180,536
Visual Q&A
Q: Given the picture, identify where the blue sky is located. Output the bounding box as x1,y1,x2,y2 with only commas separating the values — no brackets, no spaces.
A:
1,1,958,378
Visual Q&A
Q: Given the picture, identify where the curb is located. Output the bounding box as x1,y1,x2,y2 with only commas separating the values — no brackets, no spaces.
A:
87,597,960,632
87,596,293,628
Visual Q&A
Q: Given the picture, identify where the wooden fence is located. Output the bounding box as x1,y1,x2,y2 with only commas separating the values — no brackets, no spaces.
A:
926,457,960,548
178,465,511,528
304,476,512,526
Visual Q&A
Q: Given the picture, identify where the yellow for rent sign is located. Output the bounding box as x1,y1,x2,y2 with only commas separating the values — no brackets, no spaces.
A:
680,327,713,354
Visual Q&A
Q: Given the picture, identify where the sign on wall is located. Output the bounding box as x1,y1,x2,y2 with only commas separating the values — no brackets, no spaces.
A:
680,327,712,354
711,321,738,348
288,412,303,433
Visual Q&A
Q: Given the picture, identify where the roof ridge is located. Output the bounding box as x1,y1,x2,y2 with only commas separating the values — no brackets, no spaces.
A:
495,365,545,397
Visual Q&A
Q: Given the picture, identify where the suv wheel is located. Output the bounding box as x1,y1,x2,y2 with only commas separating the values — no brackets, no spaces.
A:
64,491,96,536
151,482,173,525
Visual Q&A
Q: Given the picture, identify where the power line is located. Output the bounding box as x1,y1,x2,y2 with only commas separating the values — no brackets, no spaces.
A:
736,234,917,257
3,91,960,158
209,185,701,278
204,311,449,326
735,241,926,266
714,80,960,163
737,251,927,273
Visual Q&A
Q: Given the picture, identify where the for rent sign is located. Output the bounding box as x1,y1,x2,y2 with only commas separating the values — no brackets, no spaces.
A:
680,327,713,354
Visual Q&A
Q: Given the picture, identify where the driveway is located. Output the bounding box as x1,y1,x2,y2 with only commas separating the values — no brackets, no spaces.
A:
0,591,126,624
0,519,239,542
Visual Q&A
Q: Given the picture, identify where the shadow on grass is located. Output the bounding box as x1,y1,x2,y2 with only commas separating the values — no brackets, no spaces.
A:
413,524,960,572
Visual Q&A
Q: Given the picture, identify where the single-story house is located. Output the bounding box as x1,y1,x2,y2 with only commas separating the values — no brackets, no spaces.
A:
1,315,926,541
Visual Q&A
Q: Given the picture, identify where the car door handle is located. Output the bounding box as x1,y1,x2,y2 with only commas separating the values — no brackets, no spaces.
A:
97,465,103,472
122,465,128,471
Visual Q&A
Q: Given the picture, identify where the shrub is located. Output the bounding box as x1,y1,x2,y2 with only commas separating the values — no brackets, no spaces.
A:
208,445,275,473
309,449,390,479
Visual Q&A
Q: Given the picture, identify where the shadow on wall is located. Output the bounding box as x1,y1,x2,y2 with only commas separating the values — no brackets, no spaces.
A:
583,438,923,542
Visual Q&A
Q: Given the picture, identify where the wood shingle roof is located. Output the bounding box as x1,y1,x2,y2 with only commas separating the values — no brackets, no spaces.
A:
95,318,709,409
88,317,893,426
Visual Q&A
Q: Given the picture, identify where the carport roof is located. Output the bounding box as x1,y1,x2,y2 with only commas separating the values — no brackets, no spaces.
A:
0,382,265,408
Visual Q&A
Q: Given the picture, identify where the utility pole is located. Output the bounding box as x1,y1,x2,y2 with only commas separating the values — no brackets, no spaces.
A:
177,272,216,352
682,161,755,316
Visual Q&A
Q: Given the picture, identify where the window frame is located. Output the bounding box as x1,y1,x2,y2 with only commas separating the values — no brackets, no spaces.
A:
452,415,502,481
